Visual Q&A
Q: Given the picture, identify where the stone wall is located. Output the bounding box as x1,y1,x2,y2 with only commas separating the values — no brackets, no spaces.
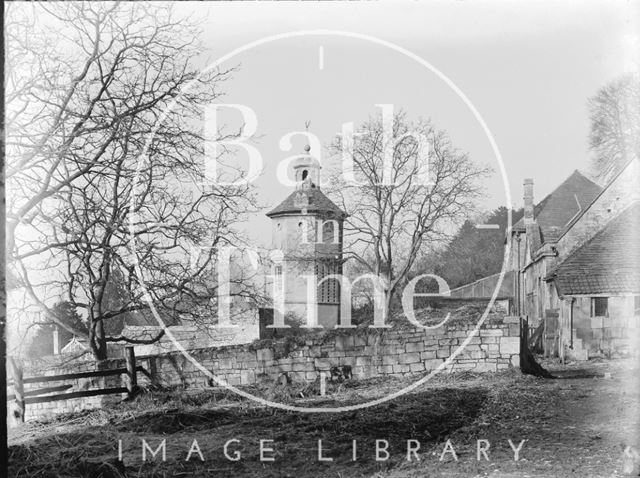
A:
559,295,640,360
147,314,520,389
15,310,521,422
120,321,259,357
449,271,515,301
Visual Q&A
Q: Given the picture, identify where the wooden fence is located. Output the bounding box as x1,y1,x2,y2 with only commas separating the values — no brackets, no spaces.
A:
7,346,141,423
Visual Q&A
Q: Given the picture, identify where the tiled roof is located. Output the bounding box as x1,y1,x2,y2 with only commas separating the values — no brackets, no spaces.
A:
545,202,640,295
513,170,602,243
266,187,346,218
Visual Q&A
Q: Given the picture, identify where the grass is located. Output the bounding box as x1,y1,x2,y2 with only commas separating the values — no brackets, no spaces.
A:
7,360,639,477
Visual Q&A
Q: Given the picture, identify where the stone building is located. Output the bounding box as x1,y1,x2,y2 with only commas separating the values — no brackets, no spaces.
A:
452,157,640,359
509,170,602,334
266,146,347,328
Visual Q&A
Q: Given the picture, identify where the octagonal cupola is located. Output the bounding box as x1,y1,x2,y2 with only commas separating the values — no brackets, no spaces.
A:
293,144,321,190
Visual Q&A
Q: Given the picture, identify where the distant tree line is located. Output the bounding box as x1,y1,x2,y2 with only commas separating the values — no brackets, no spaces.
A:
413,206,523,291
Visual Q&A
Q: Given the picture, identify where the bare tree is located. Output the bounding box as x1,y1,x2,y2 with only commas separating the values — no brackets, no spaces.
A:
330,110,491,317
6,3,258,359
588,72,640,183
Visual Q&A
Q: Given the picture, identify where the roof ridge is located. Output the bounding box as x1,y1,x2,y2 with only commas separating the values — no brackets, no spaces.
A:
266,188,347,217
555,157,638,242
512,169,602,234
546,200,640,281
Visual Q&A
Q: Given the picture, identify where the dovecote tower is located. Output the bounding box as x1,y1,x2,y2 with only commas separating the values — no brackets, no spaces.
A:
266,145,347,327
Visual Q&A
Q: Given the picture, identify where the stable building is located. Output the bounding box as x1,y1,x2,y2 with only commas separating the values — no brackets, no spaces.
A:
451,157,640,360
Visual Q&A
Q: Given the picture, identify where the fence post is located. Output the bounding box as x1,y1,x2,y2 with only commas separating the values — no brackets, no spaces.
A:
125,346,137,399
9,356,25,423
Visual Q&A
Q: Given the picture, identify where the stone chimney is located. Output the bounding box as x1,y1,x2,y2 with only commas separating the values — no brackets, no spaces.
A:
523,178,534,226
52,326,60,355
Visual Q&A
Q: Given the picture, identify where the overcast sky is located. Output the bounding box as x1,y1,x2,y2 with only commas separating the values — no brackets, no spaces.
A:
6,1,638,344
181,1,637,245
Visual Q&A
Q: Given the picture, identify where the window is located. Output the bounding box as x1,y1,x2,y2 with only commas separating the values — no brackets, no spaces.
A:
299,220,315,243
322,220,336,244
316,262,339,304
302,169,308,180
275,223,282,247
590,297,609,317
634,296,640,315
275,265,282,277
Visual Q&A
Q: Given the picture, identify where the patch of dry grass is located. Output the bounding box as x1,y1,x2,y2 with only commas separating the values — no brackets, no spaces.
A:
8,371,507,478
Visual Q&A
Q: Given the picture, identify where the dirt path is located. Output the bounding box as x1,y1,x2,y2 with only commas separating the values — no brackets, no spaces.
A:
7,359,639,477
384,359,640,478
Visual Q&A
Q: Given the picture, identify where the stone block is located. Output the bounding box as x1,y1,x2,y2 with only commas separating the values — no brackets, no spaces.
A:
378,345,398,355
409,362,425,373
420,350,436,360
439,338,458,346
460,349,487,360
393,364,410,374
292,362,313,372
463,336,481,345
480,329,503,337
499,337,520,355
405,342,423,353
356,356,372,366
509,354,520,368
335,335,355,350
436,347,450,359
473,362,497,373
382,355,398,365
257,349,274,362
354,336,368,347
240,370,255,385
339,356,356,367
606,327,624,339
452,362,476,372
237,352,256,362
378,365,394,374
219,359,235,369
451,330,469,338
399,352,421,364
480,336,499,344
610,317,628,328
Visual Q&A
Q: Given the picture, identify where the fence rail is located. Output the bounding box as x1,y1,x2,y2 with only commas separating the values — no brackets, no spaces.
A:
7,346,140,423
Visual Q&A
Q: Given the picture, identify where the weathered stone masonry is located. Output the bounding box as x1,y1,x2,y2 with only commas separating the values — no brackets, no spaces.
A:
154,314,521,387
18,312,520,421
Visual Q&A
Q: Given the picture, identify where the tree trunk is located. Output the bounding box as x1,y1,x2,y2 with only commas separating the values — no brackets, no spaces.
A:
520,318,554,378
90,318,108,360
